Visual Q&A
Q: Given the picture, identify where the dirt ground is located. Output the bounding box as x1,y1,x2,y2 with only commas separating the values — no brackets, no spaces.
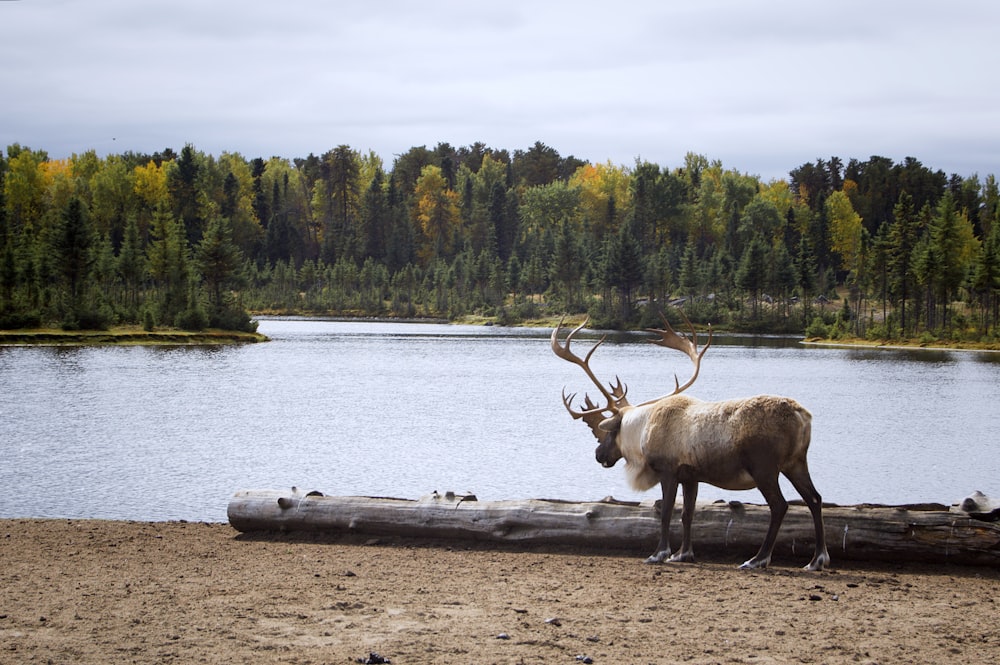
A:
1,519,998,664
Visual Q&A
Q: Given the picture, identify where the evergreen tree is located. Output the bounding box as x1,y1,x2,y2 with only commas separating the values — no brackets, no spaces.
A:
887,192,920,335
53,197,94,314
321,145,362,263
118,216,145,315
146,203,189,325
196,216,244,309
1,243,14,310
361,168,388,261
678,243,700,297
927,193,970,330
736,235,768,319
550,220,583,310
769,242,796,318
490,182,516,262
796,236,818,302
971,221,1000,334
169,144,203,246
384,175,415,272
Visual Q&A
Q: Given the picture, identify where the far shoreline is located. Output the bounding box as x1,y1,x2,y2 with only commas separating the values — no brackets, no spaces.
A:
801,337,1000,353
5,316,998,354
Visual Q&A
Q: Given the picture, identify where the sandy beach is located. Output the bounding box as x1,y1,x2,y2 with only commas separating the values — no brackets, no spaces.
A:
1,518,998,664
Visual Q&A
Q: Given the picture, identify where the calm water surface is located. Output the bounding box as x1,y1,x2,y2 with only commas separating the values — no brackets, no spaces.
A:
1,318,997,522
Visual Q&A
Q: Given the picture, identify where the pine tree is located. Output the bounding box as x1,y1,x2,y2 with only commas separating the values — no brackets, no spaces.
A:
736,235,768,320
118,216,145,315
196,216,245,310
146,203,189,325
972,223,1000,334
887,193,920,335
53,197,94,313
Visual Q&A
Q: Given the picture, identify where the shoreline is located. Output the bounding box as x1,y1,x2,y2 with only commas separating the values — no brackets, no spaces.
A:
0,327,267,346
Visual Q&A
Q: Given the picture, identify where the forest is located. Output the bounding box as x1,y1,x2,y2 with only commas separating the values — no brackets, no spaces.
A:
1,141,999,341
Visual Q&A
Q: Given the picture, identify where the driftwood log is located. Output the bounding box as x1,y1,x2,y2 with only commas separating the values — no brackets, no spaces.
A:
227,489,1000,567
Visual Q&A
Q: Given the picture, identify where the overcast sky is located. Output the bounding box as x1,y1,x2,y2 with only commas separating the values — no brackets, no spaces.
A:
2,0,998,181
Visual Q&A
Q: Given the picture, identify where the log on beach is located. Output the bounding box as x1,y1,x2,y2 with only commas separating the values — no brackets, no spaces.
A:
228,489,1000,567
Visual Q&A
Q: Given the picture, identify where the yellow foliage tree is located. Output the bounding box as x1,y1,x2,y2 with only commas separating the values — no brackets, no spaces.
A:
132,160,168,210
4,149,46,231
414,165,461,266
826,189,863,273
568,161,631,238
758,178,794,219
40,158,76,215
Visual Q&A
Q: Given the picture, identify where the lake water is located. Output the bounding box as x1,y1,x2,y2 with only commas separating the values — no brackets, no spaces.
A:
1,318,997,523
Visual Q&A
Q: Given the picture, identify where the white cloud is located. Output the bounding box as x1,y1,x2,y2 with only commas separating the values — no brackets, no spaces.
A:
2,0,998,180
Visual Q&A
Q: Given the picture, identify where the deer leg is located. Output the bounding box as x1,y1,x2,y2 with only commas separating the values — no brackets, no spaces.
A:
739,472,787,570
646,476,679,564
784,466,830,571
668,479,699,563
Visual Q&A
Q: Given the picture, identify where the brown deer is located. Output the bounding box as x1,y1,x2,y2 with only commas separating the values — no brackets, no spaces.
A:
551,313,829,570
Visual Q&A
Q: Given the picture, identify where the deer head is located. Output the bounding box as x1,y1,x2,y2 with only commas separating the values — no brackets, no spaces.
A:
551,311,712,466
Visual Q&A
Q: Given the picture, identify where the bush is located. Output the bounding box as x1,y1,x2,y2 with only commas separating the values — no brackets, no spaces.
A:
209,306,258,333
865,322,892,341
804,316,829,338
175,304,209,331
0,309,42,330
61,308,111,331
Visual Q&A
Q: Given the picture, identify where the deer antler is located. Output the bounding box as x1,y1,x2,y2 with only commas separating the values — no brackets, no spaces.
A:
645,309,713,399
561,389,611,440
551,317,630,413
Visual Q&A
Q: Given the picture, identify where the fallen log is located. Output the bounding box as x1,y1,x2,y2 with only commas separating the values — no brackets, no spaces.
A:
227,489,1000,567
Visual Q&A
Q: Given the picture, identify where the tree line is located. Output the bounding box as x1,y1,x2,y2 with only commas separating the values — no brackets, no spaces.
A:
1,141,998,340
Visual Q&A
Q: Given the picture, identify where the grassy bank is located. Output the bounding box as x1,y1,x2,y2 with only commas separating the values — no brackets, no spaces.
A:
0,326,267,346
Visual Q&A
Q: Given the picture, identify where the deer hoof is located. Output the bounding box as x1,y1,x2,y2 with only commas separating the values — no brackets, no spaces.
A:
804,551,830,571
644,550,670,564
738,557,770,570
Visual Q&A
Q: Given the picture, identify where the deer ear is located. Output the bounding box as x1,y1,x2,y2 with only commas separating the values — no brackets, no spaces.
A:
598,415,621,432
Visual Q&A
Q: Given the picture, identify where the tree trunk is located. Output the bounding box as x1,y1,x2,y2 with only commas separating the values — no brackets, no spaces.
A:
228,490,1000,568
